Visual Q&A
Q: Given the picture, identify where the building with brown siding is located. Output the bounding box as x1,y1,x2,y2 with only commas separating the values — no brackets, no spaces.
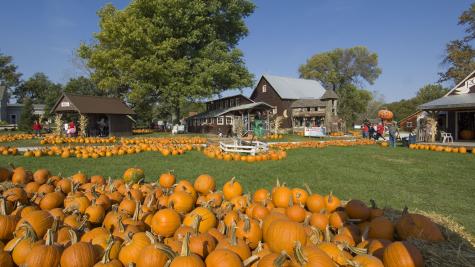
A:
187,75,339,134
250,75,338,130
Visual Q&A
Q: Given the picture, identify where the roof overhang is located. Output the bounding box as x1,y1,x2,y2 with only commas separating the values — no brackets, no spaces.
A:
419,94,475,111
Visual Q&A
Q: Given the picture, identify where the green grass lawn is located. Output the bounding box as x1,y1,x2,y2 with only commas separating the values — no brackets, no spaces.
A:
1,145,474,234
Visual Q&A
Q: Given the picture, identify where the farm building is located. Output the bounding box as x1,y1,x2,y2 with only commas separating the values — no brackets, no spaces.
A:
0,86,46,125
398,111,423,132
186,75,339,134
51,93,135,136
419,70,475,141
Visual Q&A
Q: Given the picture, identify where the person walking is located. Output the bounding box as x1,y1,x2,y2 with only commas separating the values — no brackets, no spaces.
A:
368,124,376,140
375,123,385,140
32,120,42,136
388,122,398,148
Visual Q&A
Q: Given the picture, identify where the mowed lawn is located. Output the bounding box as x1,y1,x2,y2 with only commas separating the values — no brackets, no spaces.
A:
0,145,474,234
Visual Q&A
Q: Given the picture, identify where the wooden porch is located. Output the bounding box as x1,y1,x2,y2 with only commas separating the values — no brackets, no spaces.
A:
419,141,475,150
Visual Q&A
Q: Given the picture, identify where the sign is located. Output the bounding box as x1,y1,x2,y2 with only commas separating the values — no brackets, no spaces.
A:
60,101,70,107
304,127,325,137
455,77,475,94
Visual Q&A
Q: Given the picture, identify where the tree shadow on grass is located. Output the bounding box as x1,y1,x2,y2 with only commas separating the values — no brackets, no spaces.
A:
383,207,475,267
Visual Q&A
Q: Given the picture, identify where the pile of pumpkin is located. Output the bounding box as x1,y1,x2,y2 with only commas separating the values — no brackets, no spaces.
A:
22,143,197,159
40,136,117,145
202,145,287,162
0,134,34,143
348,130,362,137
121,136,207,146
270,139,376,150
132,129,154,134
0,166,441,267
0,146,18,156
408,144,473,154
329,132,345,137
262,134,284,140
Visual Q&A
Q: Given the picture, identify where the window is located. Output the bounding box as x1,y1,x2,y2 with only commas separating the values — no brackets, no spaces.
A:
406,122,413,128
224,100,228,108
226,116,233,125
207,118,212,124
217,116,224,125
273,106,277,114
236,98,240,106
307,107,311,112
262,84,267,93
230,98,235,107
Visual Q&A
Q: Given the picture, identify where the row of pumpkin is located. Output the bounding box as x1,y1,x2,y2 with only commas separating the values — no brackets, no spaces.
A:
0,165,442,266
408,144,473,154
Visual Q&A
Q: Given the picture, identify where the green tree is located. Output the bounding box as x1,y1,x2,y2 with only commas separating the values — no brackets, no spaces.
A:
78,0,255,122
299,46,381,125
299,46,381,91
18,98,35,132
440,3,475,84
14,73,62,115
337,84,372,125
64,76,103,96
0,52,22,95
386,84,449,121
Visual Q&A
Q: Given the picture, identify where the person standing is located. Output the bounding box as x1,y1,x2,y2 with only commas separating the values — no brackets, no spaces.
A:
32,120,42,136
388,122,398,148
362,123,369,138
68,121,76,137
376,123,385,140
368,124,376,139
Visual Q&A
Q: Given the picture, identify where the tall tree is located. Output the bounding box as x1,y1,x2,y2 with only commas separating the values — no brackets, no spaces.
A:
299,46,381,91
14,72,62,114
64,76,103,96
18,98,35,132
440,3,475,84
299,46,381,125
78,0,255,122
0,52,22,95
337,84,372,125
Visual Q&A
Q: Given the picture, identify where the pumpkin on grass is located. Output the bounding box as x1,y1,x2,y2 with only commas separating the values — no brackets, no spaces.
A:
61,229,97,267
264,218,307,254
395,208,444,241
151,208,181,237
123,167,145,184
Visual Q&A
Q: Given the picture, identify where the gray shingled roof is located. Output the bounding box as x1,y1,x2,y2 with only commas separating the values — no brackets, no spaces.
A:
263,75,326,99
419,94,475,110
290,99,326,108
187,102,272,120
321,90,338,99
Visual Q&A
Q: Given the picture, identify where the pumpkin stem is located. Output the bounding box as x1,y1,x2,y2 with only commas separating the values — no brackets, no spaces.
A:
309,226,322,245
118,216,125,232
217,220,226,235
229,221,238,246
294,241,308,265
229,177,235,186
100,237,114,263
276,178,280,187
243,216,251,232
145,231,157,244
303,183,312,195
370,199,377,209
45,228,55,246
402,206,409,215
243,255,259,267
274,251,290,267
0,197,7,215
68,229,78,244
345,243,368,255
132,200,141,221
191,214,202,235
328,191,333,203
324,225,332,243
180,232,191,257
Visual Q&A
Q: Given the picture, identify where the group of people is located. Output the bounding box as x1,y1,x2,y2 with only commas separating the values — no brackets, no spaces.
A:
362,121,399,148
63,121,77,137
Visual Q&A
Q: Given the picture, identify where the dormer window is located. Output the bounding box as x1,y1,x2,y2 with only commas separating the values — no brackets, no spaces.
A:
262,84,267,93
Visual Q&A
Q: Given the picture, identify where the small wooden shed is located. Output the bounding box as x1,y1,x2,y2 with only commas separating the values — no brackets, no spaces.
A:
51,93,135,136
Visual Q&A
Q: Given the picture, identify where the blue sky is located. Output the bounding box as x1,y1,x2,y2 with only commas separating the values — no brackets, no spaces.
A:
0,0,471,102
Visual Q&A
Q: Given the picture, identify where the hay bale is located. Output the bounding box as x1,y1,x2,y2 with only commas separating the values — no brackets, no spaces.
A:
384,207,475,267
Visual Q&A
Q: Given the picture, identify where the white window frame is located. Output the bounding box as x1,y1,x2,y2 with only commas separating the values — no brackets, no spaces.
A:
217,116,224,125
273,106,277,115
226,116,233,125
262,84,267,93
236,98,240,106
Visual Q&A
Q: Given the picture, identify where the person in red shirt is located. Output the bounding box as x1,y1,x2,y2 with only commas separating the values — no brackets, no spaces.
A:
32,120,42,136
375,123,386,140
362,123,369,138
